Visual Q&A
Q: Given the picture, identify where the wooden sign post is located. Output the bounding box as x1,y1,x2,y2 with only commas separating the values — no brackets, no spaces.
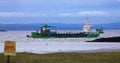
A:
4,40,16,63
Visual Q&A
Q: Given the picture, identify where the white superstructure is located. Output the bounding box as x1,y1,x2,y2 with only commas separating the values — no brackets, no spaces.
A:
82,16,93,32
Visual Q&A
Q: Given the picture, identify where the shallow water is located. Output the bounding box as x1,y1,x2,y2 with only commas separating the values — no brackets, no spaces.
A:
0,30,120,54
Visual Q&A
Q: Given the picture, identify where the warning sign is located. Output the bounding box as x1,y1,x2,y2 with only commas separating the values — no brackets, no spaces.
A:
4,40,16,56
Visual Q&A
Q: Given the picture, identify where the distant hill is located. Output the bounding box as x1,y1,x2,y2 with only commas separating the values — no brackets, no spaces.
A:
0,22,120,31
103,22,120,29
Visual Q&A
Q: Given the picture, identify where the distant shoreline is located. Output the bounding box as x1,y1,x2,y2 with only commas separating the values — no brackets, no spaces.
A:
88,36,120,42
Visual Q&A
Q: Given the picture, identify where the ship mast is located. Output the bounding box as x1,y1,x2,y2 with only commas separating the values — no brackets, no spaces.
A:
82,15,93,32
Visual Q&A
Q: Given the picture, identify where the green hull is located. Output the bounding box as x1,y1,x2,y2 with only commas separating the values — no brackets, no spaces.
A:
28,36,99,38
86,33,99,38
27,32,99,38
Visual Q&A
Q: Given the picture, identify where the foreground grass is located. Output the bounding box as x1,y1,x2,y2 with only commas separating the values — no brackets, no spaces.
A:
0,52,120,63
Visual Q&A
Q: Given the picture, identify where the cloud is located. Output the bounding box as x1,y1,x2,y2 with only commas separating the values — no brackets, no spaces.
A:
59,11,110,17
59,13,71,17
0,0,9,6
0,12,47,17
117,0,120,2
3,0,115,10
0,0,9,3
78,11,110,16
0,11,111,18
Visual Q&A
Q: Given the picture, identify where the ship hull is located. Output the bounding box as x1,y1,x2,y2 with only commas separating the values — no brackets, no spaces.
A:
28,32,99,38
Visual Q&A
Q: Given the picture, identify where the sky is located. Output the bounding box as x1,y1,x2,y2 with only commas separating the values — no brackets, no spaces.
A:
0,0,120,24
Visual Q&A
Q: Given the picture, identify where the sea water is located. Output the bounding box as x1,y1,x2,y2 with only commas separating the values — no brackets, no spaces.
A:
0,30,120,54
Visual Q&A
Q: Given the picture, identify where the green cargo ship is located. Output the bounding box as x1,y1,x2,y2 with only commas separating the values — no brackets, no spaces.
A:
27,17,104,38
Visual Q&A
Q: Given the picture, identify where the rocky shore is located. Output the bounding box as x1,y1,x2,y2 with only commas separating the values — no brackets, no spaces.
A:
88,37,120,42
